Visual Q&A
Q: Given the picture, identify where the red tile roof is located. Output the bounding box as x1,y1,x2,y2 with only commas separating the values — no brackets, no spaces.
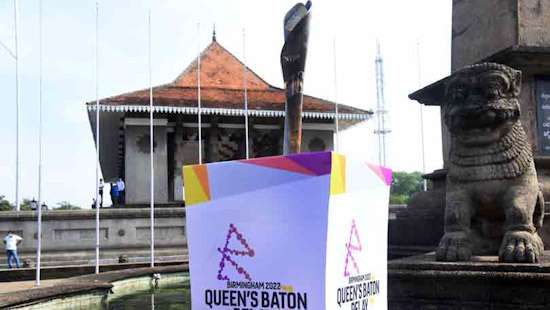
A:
88,40,371,117
97,86,367,115
174,41,271,90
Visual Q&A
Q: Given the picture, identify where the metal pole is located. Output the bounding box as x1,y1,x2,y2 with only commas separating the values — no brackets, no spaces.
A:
417,40,427,191
94,1,100,274
148,10,155,268
36,0,43,286
14,0,21,211
380,44,387,167
333,37,339,152
374,40,389,167
242,28,249,159
197,23,202,164
375,41,383,166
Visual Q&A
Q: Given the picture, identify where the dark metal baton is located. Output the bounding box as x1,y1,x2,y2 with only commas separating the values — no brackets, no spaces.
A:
281,1,312,154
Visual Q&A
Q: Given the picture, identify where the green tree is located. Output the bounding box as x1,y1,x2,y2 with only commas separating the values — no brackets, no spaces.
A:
55,201,81,210
0,197,45,211
0,195,13,211
389,194,409,205
390,171,424,204
20,198,35,211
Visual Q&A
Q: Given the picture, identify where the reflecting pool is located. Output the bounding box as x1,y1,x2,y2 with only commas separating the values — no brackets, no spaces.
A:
105,284,190,310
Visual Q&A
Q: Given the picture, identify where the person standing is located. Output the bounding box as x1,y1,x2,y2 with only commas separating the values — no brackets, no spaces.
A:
3,231,22,269
98,179,104,207
110,182,119,208
116,178,125,206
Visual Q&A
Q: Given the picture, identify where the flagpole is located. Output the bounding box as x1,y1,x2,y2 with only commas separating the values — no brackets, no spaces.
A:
148,10,155,268
94,1,100,275
417,40,427,191
333,37,339,152
14,0,21,212
36,0,43,286
242,28,249,159
197,23,202,164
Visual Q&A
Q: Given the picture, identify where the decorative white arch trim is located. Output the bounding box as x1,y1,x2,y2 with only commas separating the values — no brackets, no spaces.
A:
87,104,372,120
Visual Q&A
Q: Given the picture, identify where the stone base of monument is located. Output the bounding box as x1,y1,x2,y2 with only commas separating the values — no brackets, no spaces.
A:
389,252,550,309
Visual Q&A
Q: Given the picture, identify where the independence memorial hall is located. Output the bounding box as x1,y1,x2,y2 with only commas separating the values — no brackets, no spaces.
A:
86,35,371,206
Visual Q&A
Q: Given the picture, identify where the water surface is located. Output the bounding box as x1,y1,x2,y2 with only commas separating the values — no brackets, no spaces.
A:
106,285,190,310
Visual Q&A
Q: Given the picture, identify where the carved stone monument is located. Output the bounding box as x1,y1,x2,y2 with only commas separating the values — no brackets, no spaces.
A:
387,1,550,308
436,63,545,263
388,63,550,309
389,0,550,258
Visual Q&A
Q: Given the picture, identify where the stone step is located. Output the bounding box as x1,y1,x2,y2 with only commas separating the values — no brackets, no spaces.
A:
0,248,188,269
0,261,187,282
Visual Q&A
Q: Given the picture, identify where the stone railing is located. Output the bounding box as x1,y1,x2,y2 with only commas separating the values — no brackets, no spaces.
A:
0,208,186,266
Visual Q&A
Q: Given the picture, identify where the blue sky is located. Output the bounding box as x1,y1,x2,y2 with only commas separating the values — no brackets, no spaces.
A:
0,0,451,207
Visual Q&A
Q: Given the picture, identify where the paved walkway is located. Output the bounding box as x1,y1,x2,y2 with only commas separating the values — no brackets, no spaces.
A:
0,279,65,294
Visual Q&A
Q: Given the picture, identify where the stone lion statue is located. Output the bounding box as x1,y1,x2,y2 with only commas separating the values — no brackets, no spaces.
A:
437,62,544,263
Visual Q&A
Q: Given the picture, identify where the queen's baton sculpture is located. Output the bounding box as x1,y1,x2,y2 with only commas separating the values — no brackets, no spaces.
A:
281,1,312,154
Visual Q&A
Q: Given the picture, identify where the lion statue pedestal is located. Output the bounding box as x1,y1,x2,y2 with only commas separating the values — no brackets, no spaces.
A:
388,252,550,309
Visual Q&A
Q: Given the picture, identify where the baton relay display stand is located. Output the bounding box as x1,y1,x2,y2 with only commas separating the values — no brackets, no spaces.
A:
183,152,391,310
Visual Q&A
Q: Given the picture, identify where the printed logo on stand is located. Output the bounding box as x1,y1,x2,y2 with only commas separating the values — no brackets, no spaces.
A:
217,223,255,281
344,219,362,277
336,219,381,309
205,224,310,309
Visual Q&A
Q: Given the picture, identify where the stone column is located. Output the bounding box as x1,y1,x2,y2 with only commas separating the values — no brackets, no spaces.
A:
124,118,169,205
172,117,185,202
207,117,220,163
